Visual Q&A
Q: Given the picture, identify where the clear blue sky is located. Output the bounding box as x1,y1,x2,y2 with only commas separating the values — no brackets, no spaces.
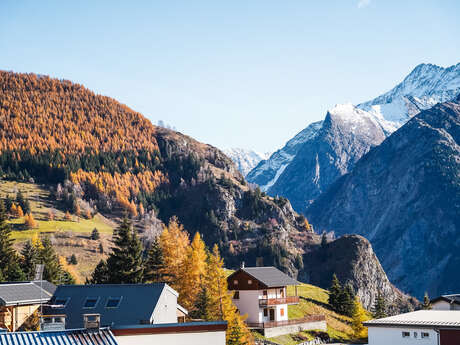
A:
1,1,459,152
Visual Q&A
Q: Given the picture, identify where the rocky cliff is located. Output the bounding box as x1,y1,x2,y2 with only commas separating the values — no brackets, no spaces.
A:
306,96,460,298
300,235,418,312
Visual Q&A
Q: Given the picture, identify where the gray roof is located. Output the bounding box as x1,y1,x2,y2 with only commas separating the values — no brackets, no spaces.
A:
0,328,117,345
47,284,172,329
0,281,55,306
237,267,299,287
364,310,460,329
432,294,460,305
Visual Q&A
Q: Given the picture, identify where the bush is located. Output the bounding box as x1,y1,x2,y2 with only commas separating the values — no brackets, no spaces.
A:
91,228,100,240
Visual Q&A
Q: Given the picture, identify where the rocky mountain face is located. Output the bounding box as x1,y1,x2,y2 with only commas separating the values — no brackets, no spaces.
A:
223,148,270,176
268,105,387,212
248,63,460,213
246,121,323,190
306,96,460,298
300,235,418,312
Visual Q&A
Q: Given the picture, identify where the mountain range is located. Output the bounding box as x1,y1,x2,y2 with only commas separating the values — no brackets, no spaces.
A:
222,148,270,176
247,63,460,214
0,70,413,311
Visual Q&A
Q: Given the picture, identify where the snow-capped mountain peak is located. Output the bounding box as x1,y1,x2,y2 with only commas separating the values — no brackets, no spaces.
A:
223,148,270,176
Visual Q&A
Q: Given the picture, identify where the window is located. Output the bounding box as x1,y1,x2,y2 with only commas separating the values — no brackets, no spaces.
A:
54,297,69,307
263,290,268,297
402,332,410,338
248,279,252,285
421,332,429,339
263,309,268,317
280,308,284,316
83,297,99,308
105,297,122,308
413,332,418,338
234,280,238,285
233,291,240,300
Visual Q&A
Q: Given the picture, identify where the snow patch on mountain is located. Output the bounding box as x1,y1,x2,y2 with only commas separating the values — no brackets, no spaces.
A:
223,148,270,176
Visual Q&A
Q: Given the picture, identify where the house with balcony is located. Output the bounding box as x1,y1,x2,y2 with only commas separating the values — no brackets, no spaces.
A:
227,266,326,337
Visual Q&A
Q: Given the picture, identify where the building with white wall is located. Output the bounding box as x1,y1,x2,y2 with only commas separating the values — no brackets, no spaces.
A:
112,321,227,345
431,294,460,311
364,310,460,345
46,283,186,328
227,266,326,337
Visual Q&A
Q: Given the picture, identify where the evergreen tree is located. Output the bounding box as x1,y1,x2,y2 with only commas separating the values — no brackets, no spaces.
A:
91,228,100,240
0,200,25,281
328,273,341,312
98,243,104,253
88,260,109,284
144,238,165,283
16,191,25,210
106,218,144,283
21,240,39,280
60,270,76,285
422,292,432,310
4,195,12,212
69,254,78,265
339,283,356,317
321,232,328,247
39,237,63,284
23,200,31,214
190,286,212,320
372,290,387,318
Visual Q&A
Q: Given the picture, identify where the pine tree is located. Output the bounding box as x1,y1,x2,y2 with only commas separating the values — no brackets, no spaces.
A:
190,286,212,320
21,240,39,280
422,292,432,310
106,218,144,283
321,232,327,247
351,296,368,340
372,290,387,318
60,270,76,285
16,191,25,210
24,213,38,229
91,228,100,240
144,238,165,283
39,237,63,284
4,195,12,212
178,232,207,311
69,254,78,265
340,283,356,317
328,274,341,312
89,260,109,284
23,200,31,214
0,200,25,281
16,205,24,218
98,243,104,253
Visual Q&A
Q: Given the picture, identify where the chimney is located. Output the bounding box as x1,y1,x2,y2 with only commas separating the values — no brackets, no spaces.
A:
241,261,245,268
40,315,66,331
83,314,100,330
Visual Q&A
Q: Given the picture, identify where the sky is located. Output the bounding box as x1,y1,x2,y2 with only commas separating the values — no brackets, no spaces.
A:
1,1,459,153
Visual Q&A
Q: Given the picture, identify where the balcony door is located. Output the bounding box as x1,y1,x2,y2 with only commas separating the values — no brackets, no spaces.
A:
269,308,275,321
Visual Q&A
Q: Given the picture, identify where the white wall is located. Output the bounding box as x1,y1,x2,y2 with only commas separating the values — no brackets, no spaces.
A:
233,290,261,323
275,304,288,322
116,331,226,345
432,300,460,310
151,286,179,324
368,327,438,345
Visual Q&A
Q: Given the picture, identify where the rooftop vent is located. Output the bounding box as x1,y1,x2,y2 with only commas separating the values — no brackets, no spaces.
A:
40,315,66,331
83,314,101,330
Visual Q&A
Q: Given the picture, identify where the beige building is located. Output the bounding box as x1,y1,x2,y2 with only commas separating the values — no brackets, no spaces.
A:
0,281,55,331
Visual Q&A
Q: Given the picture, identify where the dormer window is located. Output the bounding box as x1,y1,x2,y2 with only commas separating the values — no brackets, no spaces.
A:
83,297,99,309
106,297,122,308
54,297,69,307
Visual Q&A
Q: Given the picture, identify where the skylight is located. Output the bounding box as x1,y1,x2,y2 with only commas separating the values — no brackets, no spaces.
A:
54,297,69,307
105,297,122,308
83,297,99,308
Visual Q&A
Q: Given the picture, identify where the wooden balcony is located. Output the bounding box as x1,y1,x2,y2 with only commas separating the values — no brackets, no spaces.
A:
247,314,325,329
259,296,299,306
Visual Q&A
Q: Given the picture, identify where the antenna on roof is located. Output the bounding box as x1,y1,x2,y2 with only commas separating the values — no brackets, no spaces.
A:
35,264,45,316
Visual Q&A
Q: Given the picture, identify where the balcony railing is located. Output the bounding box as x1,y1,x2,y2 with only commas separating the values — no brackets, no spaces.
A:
247,314,325,329
259,296,299,306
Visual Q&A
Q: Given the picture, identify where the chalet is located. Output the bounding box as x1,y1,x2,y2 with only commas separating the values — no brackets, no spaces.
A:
0,281,56,331
46,283,187,329
431,294,460,311
227,266,326,337
364,310,460,345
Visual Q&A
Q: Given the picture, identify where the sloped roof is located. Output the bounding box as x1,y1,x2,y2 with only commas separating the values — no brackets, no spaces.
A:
0,281,55,306
47,284,174,329
0,328,117,345
231,267,299,287
364,310,460,329
431,294,460,305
